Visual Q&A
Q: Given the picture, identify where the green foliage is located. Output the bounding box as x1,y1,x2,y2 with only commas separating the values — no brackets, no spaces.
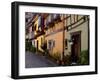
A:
78,50,89,65
51,52,61,61
25,40,31,51
30,45,36,53
25,39,36,53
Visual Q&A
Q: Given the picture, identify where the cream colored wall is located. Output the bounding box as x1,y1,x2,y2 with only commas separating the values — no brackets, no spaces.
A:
34,17,45,52
65,20,89,55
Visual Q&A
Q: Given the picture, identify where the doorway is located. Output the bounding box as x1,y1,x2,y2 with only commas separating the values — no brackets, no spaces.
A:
71,31,81,63
37,40,39,51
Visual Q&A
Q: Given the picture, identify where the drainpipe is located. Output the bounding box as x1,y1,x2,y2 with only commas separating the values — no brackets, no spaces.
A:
62,14,65,65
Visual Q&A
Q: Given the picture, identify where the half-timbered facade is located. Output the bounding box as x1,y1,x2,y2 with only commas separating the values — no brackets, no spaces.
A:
64,15,89,63
25,13,89,64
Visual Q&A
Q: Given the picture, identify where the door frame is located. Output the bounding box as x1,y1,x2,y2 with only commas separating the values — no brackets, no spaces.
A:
70,31,81,63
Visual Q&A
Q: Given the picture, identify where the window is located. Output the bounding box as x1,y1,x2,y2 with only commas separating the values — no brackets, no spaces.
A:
83,15,88,21
32,22,34,31
48,40,52,49
45,15,50,27
45,19,48,27
48,40,55,49
53,14,57,19
48,15,52,22
65,39,67,47
32,26,34,31
34,24,36,30
38,16,42,27
53,40,55,47
44,16,49,27
26,18,28,22
41,37,43,45
38,27,42,31
70,15,74,24
53,14,61,20
38,16,42,32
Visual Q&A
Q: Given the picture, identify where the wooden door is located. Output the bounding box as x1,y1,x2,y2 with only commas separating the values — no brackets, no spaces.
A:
71,32,81,63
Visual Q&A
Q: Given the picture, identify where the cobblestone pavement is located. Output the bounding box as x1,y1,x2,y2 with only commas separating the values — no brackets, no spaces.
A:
25,51,58,68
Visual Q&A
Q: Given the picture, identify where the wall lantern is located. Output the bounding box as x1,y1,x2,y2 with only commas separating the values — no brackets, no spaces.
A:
68,39,73,45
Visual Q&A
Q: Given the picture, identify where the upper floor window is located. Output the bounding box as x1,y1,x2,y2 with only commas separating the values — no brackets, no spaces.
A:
70,15,75,24
38,16,42,31
32,22,34,31
45,15,51,27
53,14,57,19
65,39,68,47
53,14,60,19
38,16,42,27
41,37,43,45
34,24,36,30
25,18,28,22
32,26,34,31
48,14,52,22
48,40,55,49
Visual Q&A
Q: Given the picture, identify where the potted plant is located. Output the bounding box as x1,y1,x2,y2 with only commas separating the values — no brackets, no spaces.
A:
78,50,89,65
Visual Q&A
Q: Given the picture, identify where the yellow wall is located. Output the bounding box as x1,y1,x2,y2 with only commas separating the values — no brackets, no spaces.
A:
34,18,38,35
34,16,44,52
45,31,63,54
37,35,44,52
65,15,89,56
45,21,64,59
